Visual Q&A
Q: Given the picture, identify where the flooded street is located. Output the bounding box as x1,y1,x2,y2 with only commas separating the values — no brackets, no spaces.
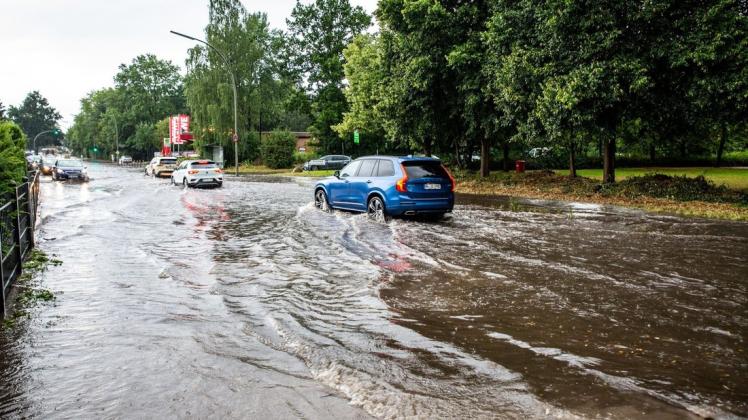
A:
1,163,746,419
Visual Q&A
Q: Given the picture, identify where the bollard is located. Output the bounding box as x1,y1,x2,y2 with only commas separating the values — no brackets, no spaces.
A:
515,160,526,173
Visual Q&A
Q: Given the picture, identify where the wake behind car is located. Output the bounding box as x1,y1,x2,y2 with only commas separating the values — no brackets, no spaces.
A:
52,159,89,182
314,156,455,220
146,156,178,177
303,155,351,171
171,160,223,188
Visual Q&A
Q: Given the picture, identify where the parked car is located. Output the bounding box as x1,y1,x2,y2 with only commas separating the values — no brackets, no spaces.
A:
313,156,455,220
303,155,351,171
40,155,57,175
118,155,133,165
171,160,223,188
52,159,89,182
528,147,552,158
27,155,42,171
146,156,178,178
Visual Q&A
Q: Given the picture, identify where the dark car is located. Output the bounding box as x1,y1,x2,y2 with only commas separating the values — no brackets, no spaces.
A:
52,159,89,182
303,155,351,171
314,156,455,220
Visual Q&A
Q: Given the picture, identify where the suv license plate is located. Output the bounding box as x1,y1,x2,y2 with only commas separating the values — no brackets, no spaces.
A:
424,183,441,190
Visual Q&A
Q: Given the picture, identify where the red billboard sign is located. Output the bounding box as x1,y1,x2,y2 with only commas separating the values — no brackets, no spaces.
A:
170,114,191,145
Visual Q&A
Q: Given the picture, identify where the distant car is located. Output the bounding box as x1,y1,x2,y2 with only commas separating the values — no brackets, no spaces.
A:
118,155,133,165
52,159,89,182
27,155,42,170
528,147,551,158
303,155,351,171
40,156,57,175
314,156,455,220
171,160,223,188
146,156,178,178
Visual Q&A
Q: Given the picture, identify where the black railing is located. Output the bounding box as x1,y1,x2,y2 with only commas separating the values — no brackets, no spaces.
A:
0,171,40,317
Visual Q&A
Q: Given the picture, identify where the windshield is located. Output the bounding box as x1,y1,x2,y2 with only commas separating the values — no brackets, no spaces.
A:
402,161,449,179
57,160,83,167
159,159,177,165
191,163,217,169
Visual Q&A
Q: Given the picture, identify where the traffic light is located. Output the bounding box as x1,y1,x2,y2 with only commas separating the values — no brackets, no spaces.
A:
52,128,61,137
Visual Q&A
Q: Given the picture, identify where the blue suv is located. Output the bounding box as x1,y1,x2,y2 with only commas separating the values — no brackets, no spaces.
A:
314,156,455,220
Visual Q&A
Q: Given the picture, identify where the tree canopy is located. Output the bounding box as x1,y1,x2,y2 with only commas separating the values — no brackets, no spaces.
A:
8,91,62,151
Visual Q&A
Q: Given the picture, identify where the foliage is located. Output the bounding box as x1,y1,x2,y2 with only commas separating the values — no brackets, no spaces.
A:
7,91,62,150
67,54,185,160
0,121,27,195
184,0,294,165
260,130,296,168
0,101,6,119
334,34,388,156
285,0,371,154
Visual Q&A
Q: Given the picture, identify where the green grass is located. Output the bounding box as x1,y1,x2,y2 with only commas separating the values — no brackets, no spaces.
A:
555,167,748,191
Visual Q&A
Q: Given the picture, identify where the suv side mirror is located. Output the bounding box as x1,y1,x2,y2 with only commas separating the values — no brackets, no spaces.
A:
334,170,340,178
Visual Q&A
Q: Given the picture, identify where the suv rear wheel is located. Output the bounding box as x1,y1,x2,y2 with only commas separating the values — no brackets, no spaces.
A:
367,196,386,222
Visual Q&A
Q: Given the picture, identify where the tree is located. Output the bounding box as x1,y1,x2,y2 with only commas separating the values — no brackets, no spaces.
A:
446,0,507,176
115,54,184,122
0,101,6,120
376,0,459,158
285,0,371,154
0,121,27,195
334,34,388,156
185,0,285,163
8,91,62,150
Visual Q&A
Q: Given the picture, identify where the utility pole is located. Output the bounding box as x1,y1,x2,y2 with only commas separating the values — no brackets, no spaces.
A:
171,30,239,176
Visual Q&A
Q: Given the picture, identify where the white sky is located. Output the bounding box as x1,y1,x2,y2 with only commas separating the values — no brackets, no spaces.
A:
0,0,378,130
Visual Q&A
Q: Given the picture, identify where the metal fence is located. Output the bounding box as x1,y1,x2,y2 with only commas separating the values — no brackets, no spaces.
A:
0,171,40,317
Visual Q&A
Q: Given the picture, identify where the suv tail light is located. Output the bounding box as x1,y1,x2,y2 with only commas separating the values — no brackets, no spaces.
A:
188,170,199,174
442,165,456,192
396,164,408,192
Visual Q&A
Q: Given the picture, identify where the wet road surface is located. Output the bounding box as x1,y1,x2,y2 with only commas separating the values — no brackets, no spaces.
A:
1,163,746,419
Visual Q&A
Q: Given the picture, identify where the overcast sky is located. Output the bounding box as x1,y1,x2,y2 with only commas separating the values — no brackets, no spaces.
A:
0,0,378,130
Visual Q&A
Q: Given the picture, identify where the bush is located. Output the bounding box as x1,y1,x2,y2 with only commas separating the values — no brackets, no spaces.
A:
0,121,27,196
293,151,318,165
261,130,296,169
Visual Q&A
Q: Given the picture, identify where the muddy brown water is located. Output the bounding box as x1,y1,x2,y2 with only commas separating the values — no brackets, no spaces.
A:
0,163,746,419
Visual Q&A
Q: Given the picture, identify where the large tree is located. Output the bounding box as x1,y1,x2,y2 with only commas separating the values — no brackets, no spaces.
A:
8,91,62,151
0,101,6,120
185,0,286,163
375,0,459,157
285,0,371,154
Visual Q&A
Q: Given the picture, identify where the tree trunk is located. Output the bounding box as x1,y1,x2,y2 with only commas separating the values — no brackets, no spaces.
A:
649,144,655,162
480,138,491,178
680,139,687,158
424,138,432,157
502,141,510,171
716,123,727,167
602,136,616,183
569,142,577,178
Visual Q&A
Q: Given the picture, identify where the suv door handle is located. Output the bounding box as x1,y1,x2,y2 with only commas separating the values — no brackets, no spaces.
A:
366,180,372,184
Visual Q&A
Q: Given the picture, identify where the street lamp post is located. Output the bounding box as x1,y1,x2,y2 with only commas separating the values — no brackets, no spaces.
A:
32,129,54,152
170,30,239,176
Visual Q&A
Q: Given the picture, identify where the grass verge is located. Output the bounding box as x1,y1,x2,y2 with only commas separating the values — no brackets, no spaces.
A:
457,170,748,221
2,249,60,329
226,164,335,177
555,167,748,191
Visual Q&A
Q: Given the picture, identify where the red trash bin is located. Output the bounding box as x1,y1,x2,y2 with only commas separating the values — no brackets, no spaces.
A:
515,160,526,173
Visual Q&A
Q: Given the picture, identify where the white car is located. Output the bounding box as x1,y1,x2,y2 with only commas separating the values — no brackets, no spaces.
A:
146,156,178,177
118,155,133,164
171,160,223,188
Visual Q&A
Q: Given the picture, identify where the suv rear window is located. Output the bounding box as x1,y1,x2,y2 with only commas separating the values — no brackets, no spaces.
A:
376,160,395,177
159,159,177,164
402,161,448,179
191,163,217,169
